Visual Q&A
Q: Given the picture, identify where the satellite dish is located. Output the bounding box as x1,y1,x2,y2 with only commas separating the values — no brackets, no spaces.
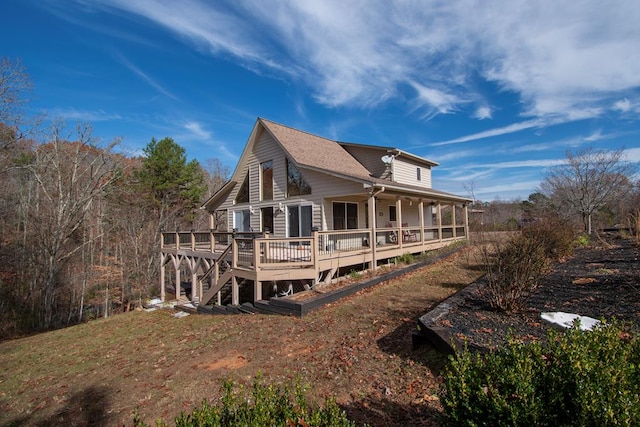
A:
381,155,394,165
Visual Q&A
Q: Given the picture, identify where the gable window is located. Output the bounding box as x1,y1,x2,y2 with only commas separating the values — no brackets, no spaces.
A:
417,167,421,181
233,209,251,232
286,158,311,197
287,205,313,237
389,205,397,222
261,160,273,201
235,174,250,204
261,207,274,233
333,202,358,230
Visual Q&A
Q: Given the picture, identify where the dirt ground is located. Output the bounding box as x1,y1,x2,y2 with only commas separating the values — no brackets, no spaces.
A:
0,245,483,427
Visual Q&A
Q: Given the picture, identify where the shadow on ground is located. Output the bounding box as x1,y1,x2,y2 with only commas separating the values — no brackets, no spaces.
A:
340,396,444,426
7,385,112,427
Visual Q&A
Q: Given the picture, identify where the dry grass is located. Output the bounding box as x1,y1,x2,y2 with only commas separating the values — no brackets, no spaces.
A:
0,244,486,426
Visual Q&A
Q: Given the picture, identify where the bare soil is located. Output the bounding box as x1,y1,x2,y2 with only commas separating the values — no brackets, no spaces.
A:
1,235,638,426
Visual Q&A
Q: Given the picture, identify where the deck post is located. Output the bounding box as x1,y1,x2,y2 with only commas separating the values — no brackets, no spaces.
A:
452,204,457,239
160,254,166,302
231,276,239,306
437,203,442,242
191,258,198,305
253,238,262,301
368,194,378,270
464,203,470,241
396,197,403,250
175,261,181,301
419,200,425,244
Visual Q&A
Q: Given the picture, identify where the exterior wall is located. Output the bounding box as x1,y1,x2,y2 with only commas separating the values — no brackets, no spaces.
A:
393,158,432,188
217,129,368,237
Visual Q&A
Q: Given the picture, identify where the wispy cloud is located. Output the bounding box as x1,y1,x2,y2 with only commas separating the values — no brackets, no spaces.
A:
430,119,546,146
184,121,212,140
113,52,179,101
48,107,122,122
73,0,640,124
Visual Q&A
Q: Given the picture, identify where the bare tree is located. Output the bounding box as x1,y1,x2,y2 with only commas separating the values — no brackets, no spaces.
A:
0,57,33,151
540,148,637,234
20,122,120,329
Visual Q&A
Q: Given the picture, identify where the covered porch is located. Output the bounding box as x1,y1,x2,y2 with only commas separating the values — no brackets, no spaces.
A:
160,197,469,308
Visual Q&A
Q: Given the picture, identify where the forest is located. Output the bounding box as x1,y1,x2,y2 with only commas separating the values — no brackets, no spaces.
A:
0,58,229,338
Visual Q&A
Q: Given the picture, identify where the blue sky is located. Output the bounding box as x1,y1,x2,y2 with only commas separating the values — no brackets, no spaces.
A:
2,0,640,201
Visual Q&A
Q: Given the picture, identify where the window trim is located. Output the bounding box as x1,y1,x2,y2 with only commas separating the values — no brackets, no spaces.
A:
333,201,359,230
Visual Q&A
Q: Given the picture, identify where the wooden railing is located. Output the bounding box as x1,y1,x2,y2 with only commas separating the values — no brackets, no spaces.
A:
161,223,466,265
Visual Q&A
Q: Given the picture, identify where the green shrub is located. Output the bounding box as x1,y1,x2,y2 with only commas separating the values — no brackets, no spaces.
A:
133,376,360,427
395,252,414,265
575,234,590,247
440,322,640,426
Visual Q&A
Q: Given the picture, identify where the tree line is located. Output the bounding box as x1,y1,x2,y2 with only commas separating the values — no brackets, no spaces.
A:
0,59,228,338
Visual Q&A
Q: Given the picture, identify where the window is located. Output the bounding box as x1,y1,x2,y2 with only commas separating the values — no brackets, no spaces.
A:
286,158,311,197
261,207,274,233
233,209,251,232
287,205,313,237
235,174,249,203
389,205,397,222
417,167,421,181
261,160,273,200
333,202,358,230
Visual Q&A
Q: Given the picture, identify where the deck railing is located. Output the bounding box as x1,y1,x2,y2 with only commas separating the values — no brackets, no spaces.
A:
161,223,466,267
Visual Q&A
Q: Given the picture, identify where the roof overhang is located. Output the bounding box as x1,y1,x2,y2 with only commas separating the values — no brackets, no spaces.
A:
201,180,236,211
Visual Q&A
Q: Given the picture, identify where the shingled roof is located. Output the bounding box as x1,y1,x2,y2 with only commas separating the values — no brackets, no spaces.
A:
259,118,373,181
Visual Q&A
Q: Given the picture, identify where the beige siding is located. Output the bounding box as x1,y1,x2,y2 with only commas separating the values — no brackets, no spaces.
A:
393,159,432,188
216,131,370,236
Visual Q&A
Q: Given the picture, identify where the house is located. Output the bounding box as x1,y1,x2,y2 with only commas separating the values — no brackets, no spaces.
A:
160,118,471,309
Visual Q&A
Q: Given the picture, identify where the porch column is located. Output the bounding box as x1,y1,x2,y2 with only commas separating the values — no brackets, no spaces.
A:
368,193,378,271
464,203,470,241
452,204,457,239
418,200,425,243
396,197,403,249
437,202,442,242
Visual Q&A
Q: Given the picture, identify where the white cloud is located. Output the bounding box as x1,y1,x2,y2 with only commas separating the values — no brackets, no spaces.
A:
80,0,640,123
614,98,633,112
48,107,122,122
184,121,212,140
114,53,179,101
473,106,492,120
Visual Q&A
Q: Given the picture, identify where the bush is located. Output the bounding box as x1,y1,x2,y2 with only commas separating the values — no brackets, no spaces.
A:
481,233,550,312
133,376,360,427
521,218,577,260
394,252,414,265
440,322,640,426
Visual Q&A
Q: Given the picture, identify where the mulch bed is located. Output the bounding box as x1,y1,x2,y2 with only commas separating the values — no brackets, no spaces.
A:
427,234,640,352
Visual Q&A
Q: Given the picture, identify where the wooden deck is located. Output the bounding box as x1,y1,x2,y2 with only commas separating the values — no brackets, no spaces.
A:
160,225,468,307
